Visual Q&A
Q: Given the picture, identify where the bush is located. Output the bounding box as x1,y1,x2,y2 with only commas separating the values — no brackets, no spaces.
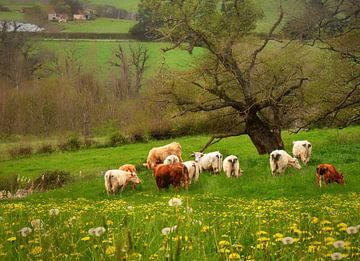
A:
7,145,33,159
83,138,99,148
33,170,71,191
58,135,82,151
37,144,55,154
0,174,19,193
108,132,129,147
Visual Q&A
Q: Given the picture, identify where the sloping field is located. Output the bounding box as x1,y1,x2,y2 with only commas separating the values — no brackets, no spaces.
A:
0,127,359,259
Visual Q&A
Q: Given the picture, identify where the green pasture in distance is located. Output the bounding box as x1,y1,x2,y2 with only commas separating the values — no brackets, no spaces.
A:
59,18,136,33
38,40,206,77
87,0,140,12
0,126,359,200
0,10,24,21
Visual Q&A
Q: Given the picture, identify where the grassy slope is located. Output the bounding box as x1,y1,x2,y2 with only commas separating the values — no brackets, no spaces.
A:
59,18,136,33
87,0,140,12
39,40,205,78
0,126,359,202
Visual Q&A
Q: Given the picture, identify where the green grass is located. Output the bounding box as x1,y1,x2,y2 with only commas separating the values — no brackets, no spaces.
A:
87,0,140,12
59,18,136,33
38,40,206,78
0,127,359,259
0,10,24,21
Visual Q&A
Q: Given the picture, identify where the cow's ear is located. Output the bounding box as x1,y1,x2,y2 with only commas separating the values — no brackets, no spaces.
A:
302,144,307,147
308,144,312,148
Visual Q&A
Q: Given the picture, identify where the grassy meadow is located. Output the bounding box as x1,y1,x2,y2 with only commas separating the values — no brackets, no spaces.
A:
39,40,206,78
0,126,359,259
59,18,136,33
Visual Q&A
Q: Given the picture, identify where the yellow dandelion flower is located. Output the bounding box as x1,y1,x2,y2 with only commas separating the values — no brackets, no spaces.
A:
31,246,43,255
106,220,113,226
105,246,116,256
321,220,331,225
311,217,319,224
219,240,231,247
293,228,302,234
257,237,270,242
201,225,209,233
228,253,240,260
322,226,333,232
256,231,268,236
7,237,16,242
337,223,347,228
81,236,90,241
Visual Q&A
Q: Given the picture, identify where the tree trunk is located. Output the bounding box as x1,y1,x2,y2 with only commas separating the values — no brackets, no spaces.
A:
245,112,284,154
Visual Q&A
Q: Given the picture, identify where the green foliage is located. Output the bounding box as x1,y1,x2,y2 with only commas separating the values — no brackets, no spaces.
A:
0,174,18,193
108,132,129,147
7,144,33,159
32,170,71,191
58,135,82,151
36,144,55,154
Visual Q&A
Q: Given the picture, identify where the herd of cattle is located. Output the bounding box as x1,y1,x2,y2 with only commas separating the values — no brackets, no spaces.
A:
104,141,345,195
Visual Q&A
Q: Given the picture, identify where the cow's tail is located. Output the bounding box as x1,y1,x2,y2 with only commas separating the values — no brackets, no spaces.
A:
105,171,113,196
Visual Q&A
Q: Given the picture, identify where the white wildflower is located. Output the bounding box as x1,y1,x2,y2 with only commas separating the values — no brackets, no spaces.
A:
168,198,182,207
88,228,96,236
331,252,343,260
30,219,44,231
161,225,177,235
94,227,106,237
333,240,345,248
49,208,60,216
18,227,32,237
282,237,294,245
346,226,358,235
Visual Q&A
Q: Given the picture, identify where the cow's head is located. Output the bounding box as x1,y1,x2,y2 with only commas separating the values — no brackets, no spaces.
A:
129,173,142,184
192,152,204,162
289,158,301,170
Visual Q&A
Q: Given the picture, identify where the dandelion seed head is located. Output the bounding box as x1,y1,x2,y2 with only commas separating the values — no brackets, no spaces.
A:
282,236,294,245
333,240,345,248
168,197,182,207
18,227,32,237
49,208,59,216
331,252,343,260
346,226,358,234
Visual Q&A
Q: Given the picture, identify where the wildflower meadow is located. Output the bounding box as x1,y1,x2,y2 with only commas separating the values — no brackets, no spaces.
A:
0,127,359,260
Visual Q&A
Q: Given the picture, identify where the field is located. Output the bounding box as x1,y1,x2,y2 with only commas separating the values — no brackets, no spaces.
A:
38,40,206,78
59,18,136,33
0,127,359,259
87,0,140,12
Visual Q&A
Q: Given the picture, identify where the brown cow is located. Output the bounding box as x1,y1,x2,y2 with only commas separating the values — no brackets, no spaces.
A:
315,164,345,187
153,163,189,191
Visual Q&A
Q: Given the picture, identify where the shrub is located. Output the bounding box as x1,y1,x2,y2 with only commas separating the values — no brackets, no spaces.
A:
58,135,82,151
83,138,99,148
7,145,33,159
32,170,71,191
108,132,129,147
0,174,19,193
37,144,55,154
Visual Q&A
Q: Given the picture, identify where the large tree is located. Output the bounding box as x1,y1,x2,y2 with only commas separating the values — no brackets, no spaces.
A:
142,0,309,154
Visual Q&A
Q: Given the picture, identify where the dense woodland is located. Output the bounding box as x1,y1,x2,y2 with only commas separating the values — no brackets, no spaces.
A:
0,0,358,153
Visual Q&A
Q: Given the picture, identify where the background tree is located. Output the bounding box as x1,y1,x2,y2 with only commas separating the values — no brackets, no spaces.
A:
109,44,149,99
284,0,360,129
141,0,309,154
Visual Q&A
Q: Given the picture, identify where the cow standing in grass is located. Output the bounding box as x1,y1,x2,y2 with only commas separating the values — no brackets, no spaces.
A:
223,155,243,178
193,151,223,174
153,163,189,191
292,140,312,165
104,170,141,196
315,163,345,187
143,142,183,170
270,150,301,176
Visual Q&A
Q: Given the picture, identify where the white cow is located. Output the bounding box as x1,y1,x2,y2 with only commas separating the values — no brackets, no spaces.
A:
223,155,243,178
183,160,201,183
104,170,141,195
292,140,312,165
193,151,223,174
270,150,301,176
163,155,180,165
